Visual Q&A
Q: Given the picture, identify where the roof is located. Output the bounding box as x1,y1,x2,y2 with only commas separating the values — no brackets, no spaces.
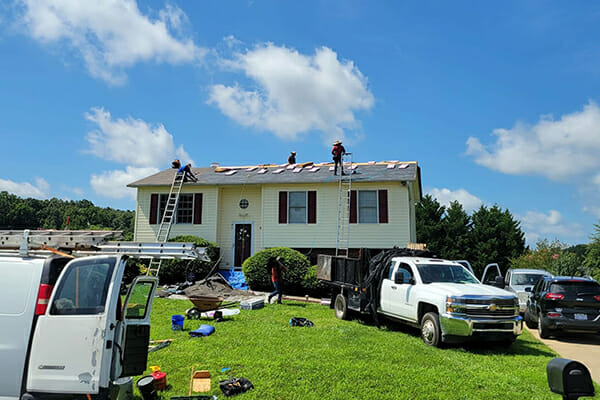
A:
128,161,421,189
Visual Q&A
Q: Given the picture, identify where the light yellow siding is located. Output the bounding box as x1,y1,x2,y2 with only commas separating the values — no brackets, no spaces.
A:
133,186,219,243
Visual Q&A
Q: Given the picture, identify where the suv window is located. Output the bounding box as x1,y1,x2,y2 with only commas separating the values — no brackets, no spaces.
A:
548,281,600,297
513,273,546,286
50,257,116,315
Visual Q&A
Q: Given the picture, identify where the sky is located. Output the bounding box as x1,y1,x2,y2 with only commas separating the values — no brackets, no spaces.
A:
1,1,600,247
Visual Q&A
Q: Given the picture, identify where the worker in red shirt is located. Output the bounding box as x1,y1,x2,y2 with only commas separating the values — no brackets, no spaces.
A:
267,256,287,304
331,140,346,175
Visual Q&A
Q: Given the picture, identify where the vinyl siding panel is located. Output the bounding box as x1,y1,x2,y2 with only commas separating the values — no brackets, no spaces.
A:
134,186,218,242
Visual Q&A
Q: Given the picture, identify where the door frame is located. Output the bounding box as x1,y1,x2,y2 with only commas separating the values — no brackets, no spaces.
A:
232,221,254,268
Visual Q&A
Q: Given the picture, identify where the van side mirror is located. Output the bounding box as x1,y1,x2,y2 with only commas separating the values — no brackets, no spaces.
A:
394,271,404,284
547,358,594,399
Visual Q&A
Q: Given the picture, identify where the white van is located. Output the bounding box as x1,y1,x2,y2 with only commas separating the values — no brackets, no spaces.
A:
0,253,157,400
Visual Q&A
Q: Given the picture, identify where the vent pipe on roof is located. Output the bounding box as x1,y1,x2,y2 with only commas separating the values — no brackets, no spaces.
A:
210,162,220,168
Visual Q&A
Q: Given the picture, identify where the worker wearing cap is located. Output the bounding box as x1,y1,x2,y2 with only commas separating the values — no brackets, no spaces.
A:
288,151,296,164
331,140,346,175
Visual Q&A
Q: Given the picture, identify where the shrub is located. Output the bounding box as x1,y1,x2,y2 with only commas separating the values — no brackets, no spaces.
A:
156,235,220,285
302,265,328,298
242,247,310,294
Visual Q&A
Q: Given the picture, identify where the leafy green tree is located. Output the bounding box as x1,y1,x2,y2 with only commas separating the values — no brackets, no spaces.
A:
468,205,526,277
416,194,446,255
510,239,563,271
242,247,310,294
552,252,587,277
439,201,471,260
584,222,600,281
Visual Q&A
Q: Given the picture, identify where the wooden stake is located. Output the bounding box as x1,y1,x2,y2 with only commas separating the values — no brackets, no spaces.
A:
189,365,195,396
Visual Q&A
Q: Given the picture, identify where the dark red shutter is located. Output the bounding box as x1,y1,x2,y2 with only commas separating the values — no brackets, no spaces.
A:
149,194,158,224
193,193,203,224
308,191,317,223
278,192,288,223
378,190,388,223
349,190,357,223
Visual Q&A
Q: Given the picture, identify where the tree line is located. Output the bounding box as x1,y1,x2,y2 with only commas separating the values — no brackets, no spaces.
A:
416,194,599,281
0,191,134,239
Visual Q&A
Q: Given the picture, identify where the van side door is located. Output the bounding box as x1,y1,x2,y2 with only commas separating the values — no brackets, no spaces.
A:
26,256,123,394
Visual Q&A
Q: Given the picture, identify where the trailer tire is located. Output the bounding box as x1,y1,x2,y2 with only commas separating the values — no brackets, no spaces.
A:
421,312,443,347
334,294,349,320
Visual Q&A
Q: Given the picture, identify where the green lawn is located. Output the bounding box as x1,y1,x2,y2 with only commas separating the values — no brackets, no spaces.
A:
135,298,587,399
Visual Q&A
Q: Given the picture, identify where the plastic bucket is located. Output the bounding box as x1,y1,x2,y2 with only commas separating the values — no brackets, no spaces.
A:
171,314,185,330
136,376,157,400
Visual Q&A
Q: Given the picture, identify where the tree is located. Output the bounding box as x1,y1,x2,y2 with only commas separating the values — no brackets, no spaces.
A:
416,195,446,255
439,201,471,260
510,239,563,271
584,222,600,281
468,205,526,277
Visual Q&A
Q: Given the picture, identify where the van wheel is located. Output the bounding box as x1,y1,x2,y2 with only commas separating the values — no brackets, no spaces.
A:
334,294,349,320
524,309,537,329
421,312,443,347
538,312,551,339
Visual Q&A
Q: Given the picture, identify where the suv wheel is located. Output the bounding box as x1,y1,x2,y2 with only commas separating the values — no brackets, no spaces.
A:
538,311,551,339
524,308,537,329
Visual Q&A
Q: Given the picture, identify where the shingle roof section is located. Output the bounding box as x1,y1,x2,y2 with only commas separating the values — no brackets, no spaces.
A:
127,161,419,187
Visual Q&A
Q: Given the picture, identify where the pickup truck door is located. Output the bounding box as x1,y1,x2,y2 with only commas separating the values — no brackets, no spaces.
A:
25,255,158,394
380,262,417,322
481,263,502,286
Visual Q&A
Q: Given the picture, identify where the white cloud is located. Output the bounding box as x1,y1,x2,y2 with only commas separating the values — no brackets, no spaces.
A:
428,188,483,212
18,0,205,84
519,210,584,245
85,107,191,168
466,101,600,181
90,166,158,200
0,177,50,198
208,44,374,142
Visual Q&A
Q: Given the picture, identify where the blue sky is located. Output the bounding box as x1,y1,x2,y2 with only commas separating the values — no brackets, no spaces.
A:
1,1,600,247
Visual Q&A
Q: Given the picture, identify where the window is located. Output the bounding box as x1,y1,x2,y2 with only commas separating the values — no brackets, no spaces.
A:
350,189,388,224
396,263,414,283
150,193,202,225
358,190,378,223
288,192,307,224
278,191,317,224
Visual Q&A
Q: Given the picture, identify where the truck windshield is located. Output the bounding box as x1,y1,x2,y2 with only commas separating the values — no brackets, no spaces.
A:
417,264,479,284
512,273,546,286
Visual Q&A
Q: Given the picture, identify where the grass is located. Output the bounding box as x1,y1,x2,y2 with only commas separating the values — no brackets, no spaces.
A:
132,298,591,399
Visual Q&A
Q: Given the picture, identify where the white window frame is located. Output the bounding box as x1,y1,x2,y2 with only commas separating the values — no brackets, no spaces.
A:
358,190,379,224
288,191,308,224
158,193,194,224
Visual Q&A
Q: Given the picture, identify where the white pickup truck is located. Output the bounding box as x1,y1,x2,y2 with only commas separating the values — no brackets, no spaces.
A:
318,250,523,347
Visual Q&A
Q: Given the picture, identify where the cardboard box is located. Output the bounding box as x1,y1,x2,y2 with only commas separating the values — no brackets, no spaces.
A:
192,370,211,392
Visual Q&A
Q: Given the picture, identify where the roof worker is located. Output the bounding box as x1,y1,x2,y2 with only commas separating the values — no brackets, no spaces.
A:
288,151,297,164
178,162,198,182
331,140,346,176
171,159,181,169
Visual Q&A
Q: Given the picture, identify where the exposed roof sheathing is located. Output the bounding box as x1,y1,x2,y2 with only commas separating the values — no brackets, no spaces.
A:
128,161,420,187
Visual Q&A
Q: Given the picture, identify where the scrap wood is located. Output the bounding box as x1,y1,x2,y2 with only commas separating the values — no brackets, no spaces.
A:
40,244,75,258
148,339,173,353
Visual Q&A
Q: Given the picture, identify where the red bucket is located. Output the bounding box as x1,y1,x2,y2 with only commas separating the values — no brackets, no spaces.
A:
151,371,167,391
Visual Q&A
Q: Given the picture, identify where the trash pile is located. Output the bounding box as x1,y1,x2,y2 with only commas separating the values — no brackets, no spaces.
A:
156,274,260,302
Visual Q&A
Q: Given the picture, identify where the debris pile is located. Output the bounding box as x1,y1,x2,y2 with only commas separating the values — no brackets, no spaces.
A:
156,274,260,303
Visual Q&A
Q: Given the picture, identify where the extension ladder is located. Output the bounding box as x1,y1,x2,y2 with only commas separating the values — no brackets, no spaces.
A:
335,153,352,257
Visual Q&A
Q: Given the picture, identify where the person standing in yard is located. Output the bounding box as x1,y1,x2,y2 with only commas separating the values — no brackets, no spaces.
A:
267,256,287,304
331,140,346,175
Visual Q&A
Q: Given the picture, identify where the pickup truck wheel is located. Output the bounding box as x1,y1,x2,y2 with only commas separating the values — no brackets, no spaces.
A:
334,294,349,320
421,312,442,347
538,311,551,339
524,309,537,329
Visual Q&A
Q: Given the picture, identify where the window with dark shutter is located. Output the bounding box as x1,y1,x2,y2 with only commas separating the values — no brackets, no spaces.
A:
308,191,317,223
193,193,203,224
278,191,288,223
149,194,158,224
349,190,357,223
378,189,388,223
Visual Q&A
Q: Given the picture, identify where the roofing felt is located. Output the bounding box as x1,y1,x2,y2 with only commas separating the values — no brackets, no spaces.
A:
127,161,420,187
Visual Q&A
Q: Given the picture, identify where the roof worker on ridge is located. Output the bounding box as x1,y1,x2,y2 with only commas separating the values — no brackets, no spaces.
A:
331,140,346,176
172,159,198,182
287,151,296,165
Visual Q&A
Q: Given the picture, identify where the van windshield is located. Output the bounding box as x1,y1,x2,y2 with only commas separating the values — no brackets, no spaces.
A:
417,264,479,284
512,273,546,286
50,257,116,315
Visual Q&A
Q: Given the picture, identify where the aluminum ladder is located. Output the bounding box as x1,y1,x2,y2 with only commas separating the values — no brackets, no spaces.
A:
335,153,352,257
148,171,186,276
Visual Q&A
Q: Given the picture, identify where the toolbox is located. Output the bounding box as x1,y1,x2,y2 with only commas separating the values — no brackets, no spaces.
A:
240,298,264,310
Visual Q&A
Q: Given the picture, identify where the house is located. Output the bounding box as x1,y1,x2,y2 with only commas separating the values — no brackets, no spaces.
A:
128,160,422,269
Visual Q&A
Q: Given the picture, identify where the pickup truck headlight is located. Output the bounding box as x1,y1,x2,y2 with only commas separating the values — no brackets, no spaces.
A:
446,296,466,314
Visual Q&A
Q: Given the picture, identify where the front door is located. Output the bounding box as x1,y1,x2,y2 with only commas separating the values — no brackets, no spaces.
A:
233,223,252,268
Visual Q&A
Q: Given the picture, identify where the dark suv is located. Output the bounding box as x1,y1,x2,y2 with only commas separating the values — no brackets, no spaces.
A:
524,276,600,338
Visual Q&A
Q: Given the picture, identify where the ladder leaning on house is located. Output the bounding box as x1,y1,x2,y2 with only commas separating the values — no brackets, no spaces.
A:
146,171,186,277
335,152,353,257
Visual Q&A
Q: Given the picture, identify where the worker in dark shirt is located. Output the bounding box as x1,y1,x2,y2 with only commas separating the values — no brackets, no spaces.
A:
267,256,287,304
178,162,198,182
331,140,346,175
288,151,297,164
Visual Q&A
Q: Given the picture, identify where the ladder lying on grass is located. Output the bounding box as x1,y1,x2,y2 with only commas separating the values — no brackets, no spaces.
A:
0,229,209,262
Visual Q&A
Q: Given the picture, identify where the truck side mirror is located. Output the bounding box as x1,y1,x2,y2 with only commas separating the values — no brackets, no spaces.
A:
525,287,532,293
494,276,505,288
547,358,594,399
394,271,404,284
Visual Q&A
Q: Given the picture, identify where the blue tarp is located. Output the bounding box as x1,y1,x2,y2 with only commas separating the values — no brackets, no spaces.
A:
220,268,248,290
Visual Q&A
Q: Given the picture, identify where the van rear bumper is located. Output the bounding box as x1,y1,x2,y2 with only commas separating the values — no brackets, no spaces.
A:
440,313,523,337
